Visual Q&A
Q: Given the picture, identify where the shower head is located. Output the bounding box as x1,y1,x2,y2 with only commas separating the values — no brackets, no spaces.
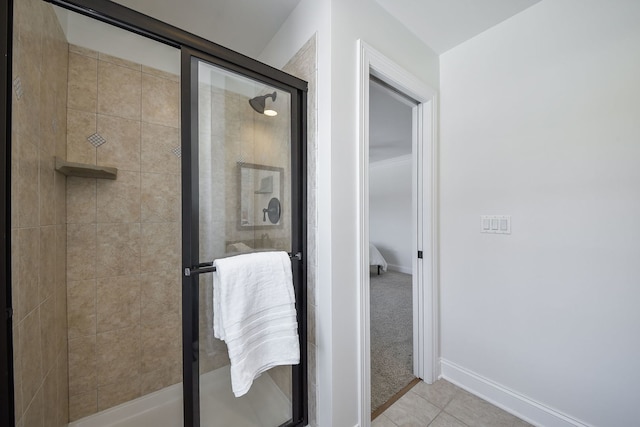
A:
249,91,277,116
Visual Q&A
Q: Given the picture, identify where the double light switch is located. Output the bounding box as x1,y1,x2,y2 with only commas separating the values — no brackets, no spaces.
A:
481,215,511,234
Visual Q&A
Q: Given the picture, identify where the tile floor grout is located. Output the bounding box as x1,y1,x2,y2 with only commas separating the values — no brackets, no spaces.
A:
430,389,472,427
374,379,532,427
423,387,471,427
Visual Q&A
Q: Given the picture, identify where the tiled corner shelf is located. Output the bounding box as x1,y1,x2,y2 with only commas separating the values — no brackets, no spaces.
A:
55,157,117,180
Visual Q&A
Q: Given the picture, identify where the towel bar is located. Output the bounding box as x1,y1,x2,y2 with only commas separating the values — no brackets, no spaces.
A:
184,252,302,277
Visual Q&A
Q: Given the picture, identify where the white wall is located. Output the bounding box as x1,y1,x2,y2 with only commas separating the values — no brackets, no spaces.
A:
329,1,438,426
262,1,439,425
439,1,640,426
370,156,412,273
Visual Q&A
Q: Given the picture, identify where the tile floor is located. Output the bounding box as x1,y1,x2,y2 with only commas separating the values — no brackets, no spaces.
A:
373,380,533,427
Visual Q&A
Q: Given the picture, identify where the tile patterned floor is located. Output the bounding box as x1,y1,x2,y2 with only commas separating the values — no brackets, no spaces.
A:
373,380,533,427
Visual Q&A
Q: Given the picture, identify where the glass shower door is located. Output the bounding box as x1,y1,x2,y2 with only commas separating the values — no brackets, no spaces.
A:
181,49,306,427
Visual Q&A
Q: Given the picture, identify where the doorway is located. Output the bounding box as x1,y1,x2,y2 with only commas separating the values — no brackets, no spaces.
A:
357,40,439,427
368,76,418,415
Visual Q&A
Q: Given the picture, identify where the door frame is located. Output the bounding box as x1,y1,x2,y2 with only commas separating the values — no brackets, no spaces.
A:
357,40,439,424
1,0,15,425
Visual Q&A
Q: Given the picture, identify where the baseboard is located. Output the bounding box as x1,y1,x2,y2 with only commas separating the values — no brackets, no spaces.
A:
387,264,411,274
440,359,592,427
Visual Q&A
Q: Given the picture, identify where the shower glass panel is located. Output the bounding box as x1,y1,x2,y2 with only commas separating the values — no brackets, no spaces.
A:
11,2,185,425
195,60,293,426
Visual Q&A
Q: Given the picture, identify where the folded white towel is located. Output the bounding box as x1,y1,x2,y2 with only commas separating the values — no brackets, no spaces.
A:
212,251,300,397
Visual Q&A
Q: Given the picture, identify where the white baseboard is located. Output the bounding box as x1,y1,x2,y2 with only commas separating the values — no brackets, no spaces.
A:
440,359,592,427
387,263,411,274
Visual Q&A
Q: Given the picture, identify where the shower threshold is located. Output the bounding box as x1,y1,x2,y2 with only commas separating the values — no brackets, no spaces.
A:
68,365,291,427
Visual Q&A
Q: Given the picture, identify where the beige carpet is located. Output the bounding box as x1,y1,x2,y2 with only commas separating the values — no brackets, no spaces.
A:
370,270,415,412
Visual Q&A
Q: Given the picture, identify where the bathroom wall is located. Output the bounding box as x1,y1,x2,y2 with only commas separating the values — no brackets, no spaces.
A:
63,45,182,420
11,0,70,425
439,1,640,425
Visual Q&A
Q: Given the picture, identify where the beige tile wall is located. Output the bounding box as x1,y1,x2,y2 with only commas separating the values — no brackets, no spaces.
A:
64,46,182,421
11,0,70,426
196,82,232,375
223,92,293,250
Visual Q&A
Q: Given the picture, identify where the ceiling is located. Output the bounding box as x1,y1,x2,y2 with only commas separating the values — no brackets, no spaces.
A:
374,0,541,54
111,0,541,57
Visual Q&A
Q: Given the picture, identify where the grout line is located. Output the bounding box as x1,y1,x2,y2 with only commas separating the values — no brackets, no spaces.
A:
94,56,99,165
435,386,474,427
444,410,471,427
425,408,444,427
92,214,97,342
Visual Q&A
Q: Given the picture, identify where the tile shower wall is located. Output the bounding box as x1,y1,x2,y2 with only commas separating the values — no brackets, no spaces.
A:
63,39,315,422
197,81,231,374
251,37,318,408
283,35,318,426
222,92,292,250
64,46,182,421
11,0,70,426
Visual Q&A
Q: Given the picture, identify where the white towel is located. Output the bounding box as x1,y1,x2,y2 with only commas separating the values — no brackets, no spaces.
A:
212,251,300,397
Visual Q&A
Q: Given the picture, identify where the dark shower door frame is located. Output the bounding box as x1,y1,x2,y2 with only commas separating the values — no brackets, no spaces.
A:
1,0,15,426
180,47,308,427
0,1,308,426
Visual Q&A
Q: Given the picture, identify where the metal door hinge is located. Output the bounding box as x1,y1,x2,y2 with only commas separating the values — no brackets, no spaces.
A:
417,251,423,259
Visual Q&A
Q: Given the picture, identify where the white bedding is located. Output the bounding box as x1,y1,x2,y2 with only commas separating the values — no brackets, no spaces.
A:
369,243,387,272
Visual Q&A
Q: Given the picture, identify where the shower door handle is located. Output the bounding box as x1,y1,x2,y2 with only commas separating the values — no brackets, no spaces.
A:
184,262,215,277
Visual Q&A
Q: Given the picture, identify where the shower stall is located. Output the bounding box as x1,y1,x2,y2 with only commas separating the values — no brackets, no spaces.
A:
4,0,308,426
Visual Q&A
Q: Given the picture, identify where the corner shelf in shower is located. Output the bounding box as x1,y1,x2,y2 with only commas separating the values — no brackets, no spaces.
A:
54,157,118,180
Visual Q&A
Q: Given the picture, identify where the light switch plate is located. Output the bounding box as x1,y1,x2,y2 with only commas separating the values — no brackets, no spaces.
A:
480,215,511,234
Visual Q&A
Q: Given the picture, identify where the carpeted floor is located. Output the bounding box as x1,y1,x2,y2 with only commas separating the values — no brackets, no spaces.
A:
370,270,415,413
